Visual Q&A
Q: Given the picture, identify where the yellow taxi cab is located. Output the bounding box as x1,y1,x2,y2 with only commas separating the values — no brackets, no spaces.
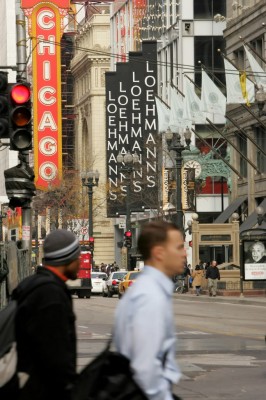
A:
118,270,141,298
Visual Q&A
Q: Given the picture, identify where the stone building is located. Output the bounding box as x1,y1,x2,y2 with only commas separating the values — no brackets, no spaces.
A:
220,0,266,232
71,12,115,265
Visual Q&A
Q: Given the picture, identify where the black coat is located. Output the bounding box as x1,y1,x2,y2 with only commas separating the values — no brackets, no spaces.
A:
12,267,77,400
205,266,220,280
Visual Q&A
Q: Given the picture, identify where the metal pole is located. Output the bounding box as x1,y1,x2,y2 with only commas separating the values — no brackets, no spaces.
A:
16,12,27,82
35,209,38,262
126,179,131,231
0,215,3,242
22,204,32,250
175,145,184,230
16,13,32,256
239,239,244,297
126,180,131,270
88,185,93,238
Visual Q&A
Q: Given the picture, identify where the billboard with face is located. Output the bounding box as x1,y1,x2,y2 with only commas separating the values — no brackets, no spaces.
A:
243,240,266,280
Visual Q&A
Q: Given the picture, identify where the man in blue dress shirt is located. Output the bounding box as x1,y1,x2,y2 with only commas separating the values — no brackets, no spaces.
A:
114,221,186,400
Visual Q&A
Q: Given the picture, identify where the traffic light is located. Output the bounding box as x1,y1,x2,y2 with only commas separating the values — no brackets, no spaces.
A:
4,154,36,209
88,237,94,252
0,72,9,139
124,231,132,248
9,82,32,151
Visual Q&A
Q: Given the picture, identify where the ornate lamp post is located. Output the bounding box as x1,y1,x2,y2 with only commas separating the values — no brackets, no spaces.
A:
117,151,139,270
0,209,7,242
81,170,100,241
165,127,192,230
255,87,266,116
117,151,139,231
256,206,266,225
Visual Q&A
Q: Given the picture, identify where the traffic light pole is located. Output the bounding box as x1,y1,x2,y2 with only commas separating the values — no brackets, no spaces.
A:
16,13,33,260
126,180,131,271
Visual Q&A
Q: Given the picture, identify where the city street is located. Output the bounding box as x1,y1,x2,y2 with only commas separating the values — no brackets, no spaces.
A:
74,294,266,400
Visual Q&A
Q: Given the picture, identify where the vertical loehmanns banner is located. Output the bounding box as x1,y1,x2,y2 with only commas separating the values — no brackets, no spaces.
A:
21,1,70,189
106,41,158,217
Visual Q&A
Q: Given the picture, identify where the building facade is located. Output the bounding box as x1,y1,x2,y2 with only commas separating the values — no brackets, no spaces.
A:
222,0,266,232
71,12,115,265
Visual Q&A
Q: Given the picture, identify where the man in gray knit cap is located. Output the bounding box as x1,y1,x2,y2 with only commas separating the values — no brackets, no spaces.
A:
11,229,81,400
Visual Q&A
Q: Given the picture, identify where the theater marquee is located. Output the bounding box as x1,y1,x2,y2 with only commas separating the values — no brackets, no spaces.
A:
106,41,158,217
21,0,70,189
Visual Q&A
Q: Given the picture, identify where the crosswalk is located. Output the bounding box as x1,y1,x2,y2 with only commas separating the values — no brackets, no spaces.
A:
77,326,211,339
177,330,210,335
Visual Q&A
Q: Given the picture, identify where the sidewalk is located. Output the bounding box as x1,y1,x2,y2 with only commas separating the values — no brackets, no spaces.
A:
173,292,266,306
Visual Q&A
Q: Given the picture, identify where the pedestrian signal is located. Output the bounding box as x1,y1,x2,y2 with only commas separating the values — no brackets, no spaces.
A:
9,82,32,151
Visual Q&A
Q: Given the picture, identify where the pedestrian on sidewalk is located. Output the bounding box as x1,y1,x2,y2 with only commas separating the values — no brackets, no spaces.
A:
114,221,186,400
12,230,81,400
206,260,220,297
192,265,205,296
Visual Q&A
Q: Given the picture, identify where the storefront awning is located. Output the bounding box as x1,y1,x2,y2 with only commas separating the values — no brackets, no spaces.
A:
240,198,266,233
214,195,248,223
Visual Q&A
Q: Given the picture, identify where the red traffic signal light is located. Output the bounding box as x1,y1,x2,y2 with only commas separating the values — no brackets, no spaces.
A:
10,84,31,104
124,231,132,248
0,72,9,139
88,237,94,252
9,82,32,151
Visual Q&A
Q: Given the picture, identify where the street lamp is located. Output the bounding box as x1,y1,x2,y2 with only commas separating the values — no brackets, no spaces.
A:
165,127,192,230
81,170,100,242
117,151,139,270
255,87,266,116
0,209,7,242
256,206,266,225
117,151,139,231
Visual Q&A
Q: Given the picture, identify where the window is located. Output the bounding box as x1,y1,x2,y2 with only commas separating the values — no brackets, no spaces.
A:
238,135,247,178
194,0,226,19
194,36,225,89
233,49,245,71
256,127,266,173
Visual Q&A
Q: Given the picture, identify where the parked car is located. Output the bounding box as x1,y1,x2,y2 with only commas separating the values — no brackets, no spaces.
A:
118,271,141,298
102,270,127,297
91,272,107,294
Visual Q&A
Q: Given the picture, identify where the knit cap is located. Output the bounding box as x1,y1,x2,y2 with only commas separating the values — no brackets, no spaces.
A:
42,229,80,266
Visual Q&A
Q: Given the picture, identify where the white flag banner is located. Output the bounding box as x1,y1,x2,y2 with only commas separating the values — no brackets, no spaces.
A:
201,69,226,124
244,45,266,90
155,96,170,133
183,79,205,124
169,87,184,132
224,58,255,104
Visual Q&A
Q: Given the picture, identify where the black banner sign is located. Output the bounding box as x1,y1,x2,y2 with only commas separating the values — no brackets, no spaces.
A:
106,41,158,217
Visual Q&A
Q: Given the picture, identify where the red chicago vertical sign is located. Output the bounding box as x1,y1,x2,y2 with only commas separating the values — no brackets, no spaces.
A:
21,1,70,189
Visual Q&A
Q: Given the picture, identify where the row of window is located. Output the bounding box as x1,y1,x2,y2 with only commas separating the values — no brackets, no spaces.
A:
239,127,266,176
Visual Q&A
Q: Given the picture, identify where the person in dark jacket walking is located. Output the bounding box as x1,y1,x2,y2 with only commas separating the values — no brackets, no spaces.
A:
205,260,220,297
12,230,81,400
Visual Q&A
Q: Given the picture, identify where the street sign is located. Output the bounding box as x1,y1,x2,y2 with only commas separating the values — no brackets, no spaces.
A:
80,227,88,236
119,222,126,229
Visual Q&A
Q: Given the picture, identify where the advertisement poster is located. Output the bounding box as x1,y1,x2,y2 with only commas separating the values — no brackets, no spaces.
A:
243,240,266,280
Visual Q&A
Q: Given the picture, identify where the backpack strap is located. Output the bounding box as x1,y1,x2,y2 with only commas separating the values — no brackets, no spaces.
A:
12,276,59,304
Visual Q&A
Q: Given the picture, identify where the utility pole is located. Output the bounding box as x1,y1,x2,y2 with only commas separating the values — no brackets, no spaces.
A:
16,11,33,253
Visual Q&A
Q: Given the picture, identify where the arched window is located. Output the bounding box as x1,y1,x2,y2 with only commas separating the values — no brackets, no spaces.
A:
82,119,91,169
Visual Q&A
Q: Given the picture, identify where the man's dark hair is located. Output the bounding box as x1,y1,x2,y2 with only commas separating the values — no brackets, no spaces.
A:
137,221,181,261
